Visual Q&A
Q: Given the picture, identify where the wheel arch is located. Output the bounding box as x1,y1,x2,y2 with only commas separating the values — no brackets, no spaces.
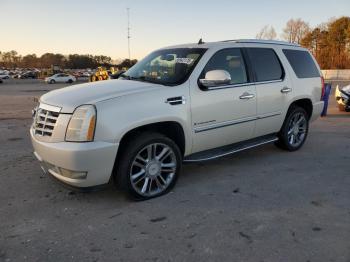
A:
116,121,187,163
287,98,313,120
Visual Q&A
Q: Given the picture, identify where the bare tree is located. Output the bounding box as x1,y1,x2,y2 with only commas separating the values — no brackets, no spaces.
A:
282,18,310,44
256,25,277,40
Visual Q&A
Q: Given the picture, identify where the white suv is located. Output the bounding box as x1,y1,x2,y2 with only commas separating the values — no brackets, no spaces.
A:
31,39,324,200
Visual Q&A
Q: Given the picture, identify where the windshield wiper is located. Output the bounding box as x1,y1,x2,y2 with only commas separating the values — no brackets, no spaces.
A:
120,74,146,82
120,74,164,85
120,73,131,80
134,76,162,84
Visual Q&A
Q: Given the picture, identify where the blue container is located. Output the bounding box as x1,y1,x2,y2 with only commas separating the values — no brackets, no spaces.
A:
321,83,332,116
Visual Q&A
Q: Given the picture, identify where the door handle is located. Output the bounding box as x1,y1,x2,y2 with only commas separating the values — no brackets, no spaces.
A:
281,87,292,93
239,92,255,100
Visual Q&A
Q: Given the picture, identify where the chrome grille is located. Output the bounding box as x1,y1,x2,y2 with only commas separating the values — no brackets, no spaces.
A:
33,108,59,136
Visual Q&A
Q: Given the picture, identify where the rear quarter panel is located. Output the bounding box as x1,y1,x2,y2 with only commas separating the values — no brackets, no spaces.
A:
278,47,322,118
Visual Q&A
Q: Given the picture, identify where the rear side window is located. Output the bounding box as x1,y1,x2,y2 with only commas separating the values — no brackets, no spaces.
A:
247,48,284,82
283,49,320,78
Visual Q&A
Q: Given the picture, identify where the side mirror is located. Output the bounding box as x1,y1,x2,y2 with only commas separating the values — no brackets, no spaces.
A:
199,70,231,88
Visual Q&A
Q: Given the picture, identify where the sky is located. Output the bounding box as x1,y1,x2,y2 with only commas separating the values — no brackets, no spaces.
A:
1,0,349,60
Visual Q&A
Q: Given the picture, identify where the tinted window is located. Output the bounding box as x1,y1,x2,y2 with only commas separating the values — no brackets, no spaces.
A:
123,48,206,86
201,48,248,86
283,49,320,78
247,48,284,82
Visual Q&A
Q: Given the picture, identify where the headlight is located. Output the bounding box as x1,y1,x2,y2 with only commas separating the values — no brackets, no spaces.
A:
65,105,96,142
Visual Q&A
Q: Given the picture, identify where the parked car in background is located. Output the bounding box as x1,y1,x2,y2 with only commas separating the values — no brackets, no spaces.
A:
335,84,350,112
8,71,17,77
0,69,10,74
0,73,10,79
31,39,324,200
45,73,76,84
82,72,91,77
19,71,38,79
0,78,3,84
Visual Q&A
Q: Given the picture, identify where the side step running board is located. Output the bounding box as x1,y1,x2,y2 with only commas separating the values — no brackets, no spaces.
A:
183,135,278,163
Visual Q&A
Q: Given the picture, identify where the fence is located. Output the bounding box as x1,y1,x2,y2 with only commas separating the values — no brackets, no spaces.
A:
321,70,350,80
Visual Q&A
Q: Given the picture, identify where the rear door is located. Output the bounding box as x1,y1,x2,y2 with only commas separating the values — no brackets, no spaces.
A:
245,47,292,137
55,74,63,82
61,74,69,82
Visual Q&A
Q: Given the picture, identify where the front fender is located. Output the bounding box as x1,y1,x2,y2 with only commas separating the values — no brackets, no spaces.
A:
94,85,192,155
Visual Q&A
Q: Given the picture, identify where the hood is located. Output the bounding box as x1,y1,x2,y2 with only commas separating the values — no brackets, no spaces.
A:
40,80,162,113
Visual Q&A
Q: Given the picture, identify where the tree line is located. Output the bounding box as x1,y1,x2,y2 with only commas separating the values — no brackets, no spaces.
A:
0,51,137,69
257,16,350,69
2,16,349,70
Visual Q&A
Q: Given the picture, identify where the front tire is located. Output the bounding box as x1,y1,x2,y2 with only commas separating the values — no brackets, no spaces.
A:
115,132,182,200
49,79,55,84
275,106,309,151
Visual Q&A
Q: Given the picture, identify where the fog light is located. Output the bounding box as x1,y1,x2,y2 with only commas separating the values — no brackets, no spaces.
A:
46,163,87,180
59,168,87,179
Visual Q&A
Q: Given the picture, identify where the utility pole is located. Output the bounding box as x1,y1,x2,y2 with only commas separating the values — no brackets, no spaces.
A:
127,8,131,63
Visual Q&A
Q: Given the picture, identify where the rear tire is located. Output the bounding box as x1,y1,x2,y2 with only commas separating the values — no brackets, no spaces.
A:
114,132,182,200
275,106,309,151
67,79,73,83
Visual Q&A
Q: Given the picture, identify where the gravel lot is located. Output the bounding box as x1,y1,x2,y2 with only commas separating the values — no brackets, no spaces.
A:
0,79,349,262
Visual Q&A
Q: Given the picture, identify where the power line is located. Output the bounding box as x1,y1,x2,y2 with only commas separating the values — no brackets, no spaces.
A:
127,8,131,61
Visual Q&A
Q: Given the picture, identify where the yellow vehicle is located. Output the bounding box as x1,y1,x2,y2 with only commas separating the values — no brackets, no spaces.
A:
90,67,118,82
39,65,61,79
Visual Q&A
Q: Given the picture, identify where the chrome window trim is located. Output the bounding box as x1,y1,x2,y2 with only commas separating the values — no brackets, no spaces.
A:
207,82,253,90
206,79,283,91
254,79,284,85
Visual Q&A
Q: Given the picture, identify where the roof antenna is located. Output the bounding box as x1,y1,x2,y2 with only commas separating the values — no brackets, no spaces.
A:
198,38,204,45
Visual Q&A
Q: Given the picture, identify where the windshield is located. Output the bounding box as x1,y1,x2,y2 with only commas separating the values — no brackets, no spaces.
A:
121,48,207,86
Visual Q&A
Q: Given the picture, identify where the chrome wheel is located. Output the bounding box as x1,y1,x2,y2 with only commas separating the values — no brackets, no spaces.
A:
287,112,307,147
129,143,177,197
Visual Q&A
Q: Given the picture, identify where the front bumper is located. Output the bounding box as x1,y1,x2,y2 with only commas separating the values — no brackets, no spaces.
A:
30,128,119,187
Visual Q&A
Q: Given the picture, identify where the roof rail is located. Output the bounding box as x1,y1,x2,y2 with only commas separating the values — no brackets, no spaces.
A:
220,39,301,47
